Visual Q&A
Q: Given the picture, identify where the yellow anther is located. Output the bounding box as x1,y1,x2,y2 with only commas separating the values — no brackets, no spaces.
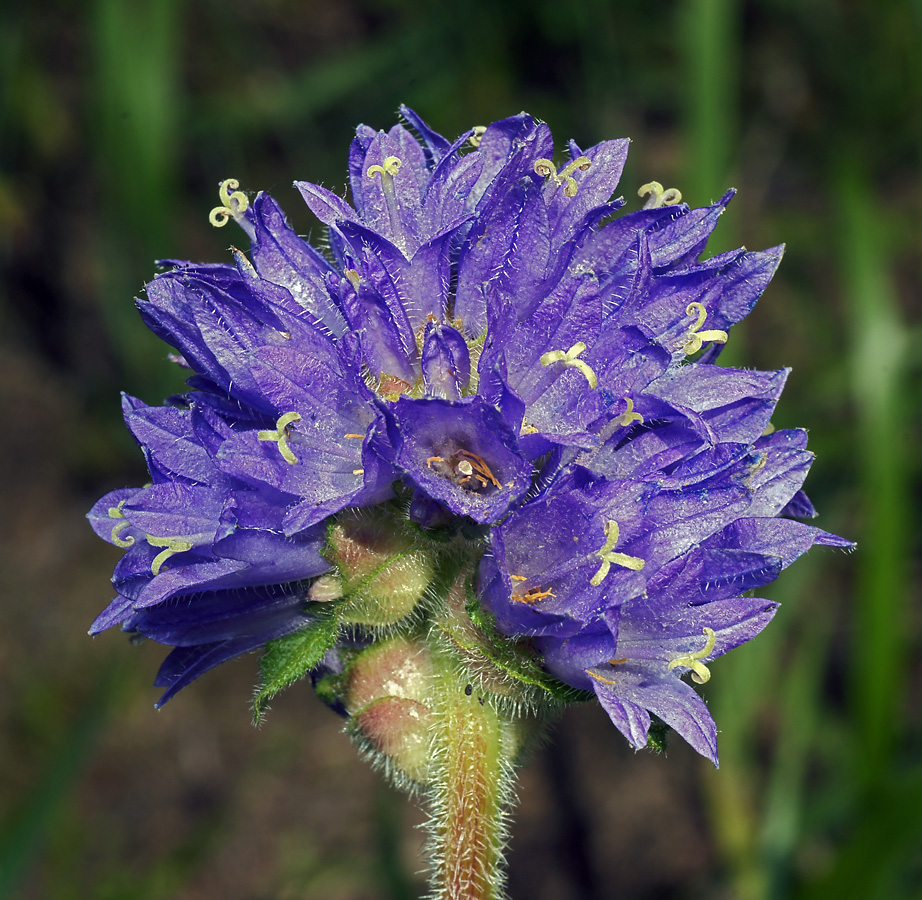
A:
638,181,683,209
233,247,258,278
457,449,502,489
258,411,302,465
344,269,361,290
683,302,728,355
585,657,630,686
344,433,365,440
513,587,556,604
614,397,644,427
147,536,194,576
108,500,135,548
367,156,402,179
510,574,528,582
668,627,717,684
352,468,364,476
209,178,249,227
540,341,598,388
589,520,645,586
469,125,487,148
533,156,592,197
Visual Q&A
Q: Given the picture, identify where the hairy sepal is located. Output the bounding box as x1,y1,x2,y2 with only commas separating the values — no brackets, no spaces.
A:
460,588,594,709
253,607,339,722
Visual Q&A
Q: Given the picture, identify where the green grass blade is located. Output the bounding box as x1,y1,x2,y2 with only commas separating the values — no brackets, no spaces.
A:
0,680,109,898
90,0,182,395
793,767,922,900
682,0,739,206
835,160,911,783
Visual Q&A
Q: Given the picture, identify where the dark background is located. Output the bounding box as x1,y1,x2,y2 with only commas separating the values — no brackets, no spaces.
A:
1,1,920,898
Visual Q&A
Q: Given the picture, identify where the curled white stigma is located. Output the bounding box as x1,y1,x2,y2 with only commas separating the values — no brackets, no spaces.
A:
614,397,644,428
668,627,717,684
533,156,592,197
209,178,249,227
638,181,683,209
367,156,402,179
683,302,729,355
258,411,302,465
540,341,598,388
469,125,487,148
108,500,135,548
589,520,645,586
148,535,194,576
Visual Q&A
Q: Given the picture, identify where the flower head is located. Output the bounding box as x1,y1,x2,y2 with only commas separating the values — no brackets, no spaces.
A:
89,106,849,762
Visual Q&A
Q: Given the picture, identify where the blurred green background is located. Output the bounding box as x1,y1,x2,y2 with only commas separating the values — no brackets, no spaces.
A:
1,0,919,898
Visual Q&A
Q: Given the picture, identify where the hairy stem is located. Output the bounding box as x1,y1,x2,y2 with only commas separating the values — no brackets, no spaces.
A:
427,649,518,900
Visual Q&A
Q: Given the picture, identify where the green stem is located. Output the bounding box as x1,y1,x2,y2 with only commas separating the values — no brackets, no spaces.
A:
336,546,530,900
427,647,517,900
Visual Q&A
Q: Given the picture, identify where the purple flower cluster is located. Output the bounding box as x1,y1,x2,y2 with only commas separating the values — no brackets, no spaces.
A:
88,107,847,763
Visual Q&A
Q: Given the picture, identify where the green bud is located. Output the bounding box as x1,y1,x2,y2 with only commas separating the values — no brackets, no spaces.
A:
324,508,436,627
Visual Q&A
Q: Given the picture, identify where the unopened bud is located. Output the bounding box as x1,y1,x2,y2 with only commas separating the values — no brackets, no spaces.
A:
325,508,436,627
345,637,435,783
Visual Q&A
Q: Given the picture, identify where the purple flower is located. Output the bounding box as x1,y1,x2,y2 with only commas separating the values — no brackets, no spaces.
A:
89,107,848,761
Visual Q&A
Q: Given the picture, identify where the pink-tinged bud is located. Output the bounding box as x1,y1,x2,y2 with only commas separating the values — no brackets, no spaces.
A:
325,509,436,627
345,637,435,783
353,698,433,783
